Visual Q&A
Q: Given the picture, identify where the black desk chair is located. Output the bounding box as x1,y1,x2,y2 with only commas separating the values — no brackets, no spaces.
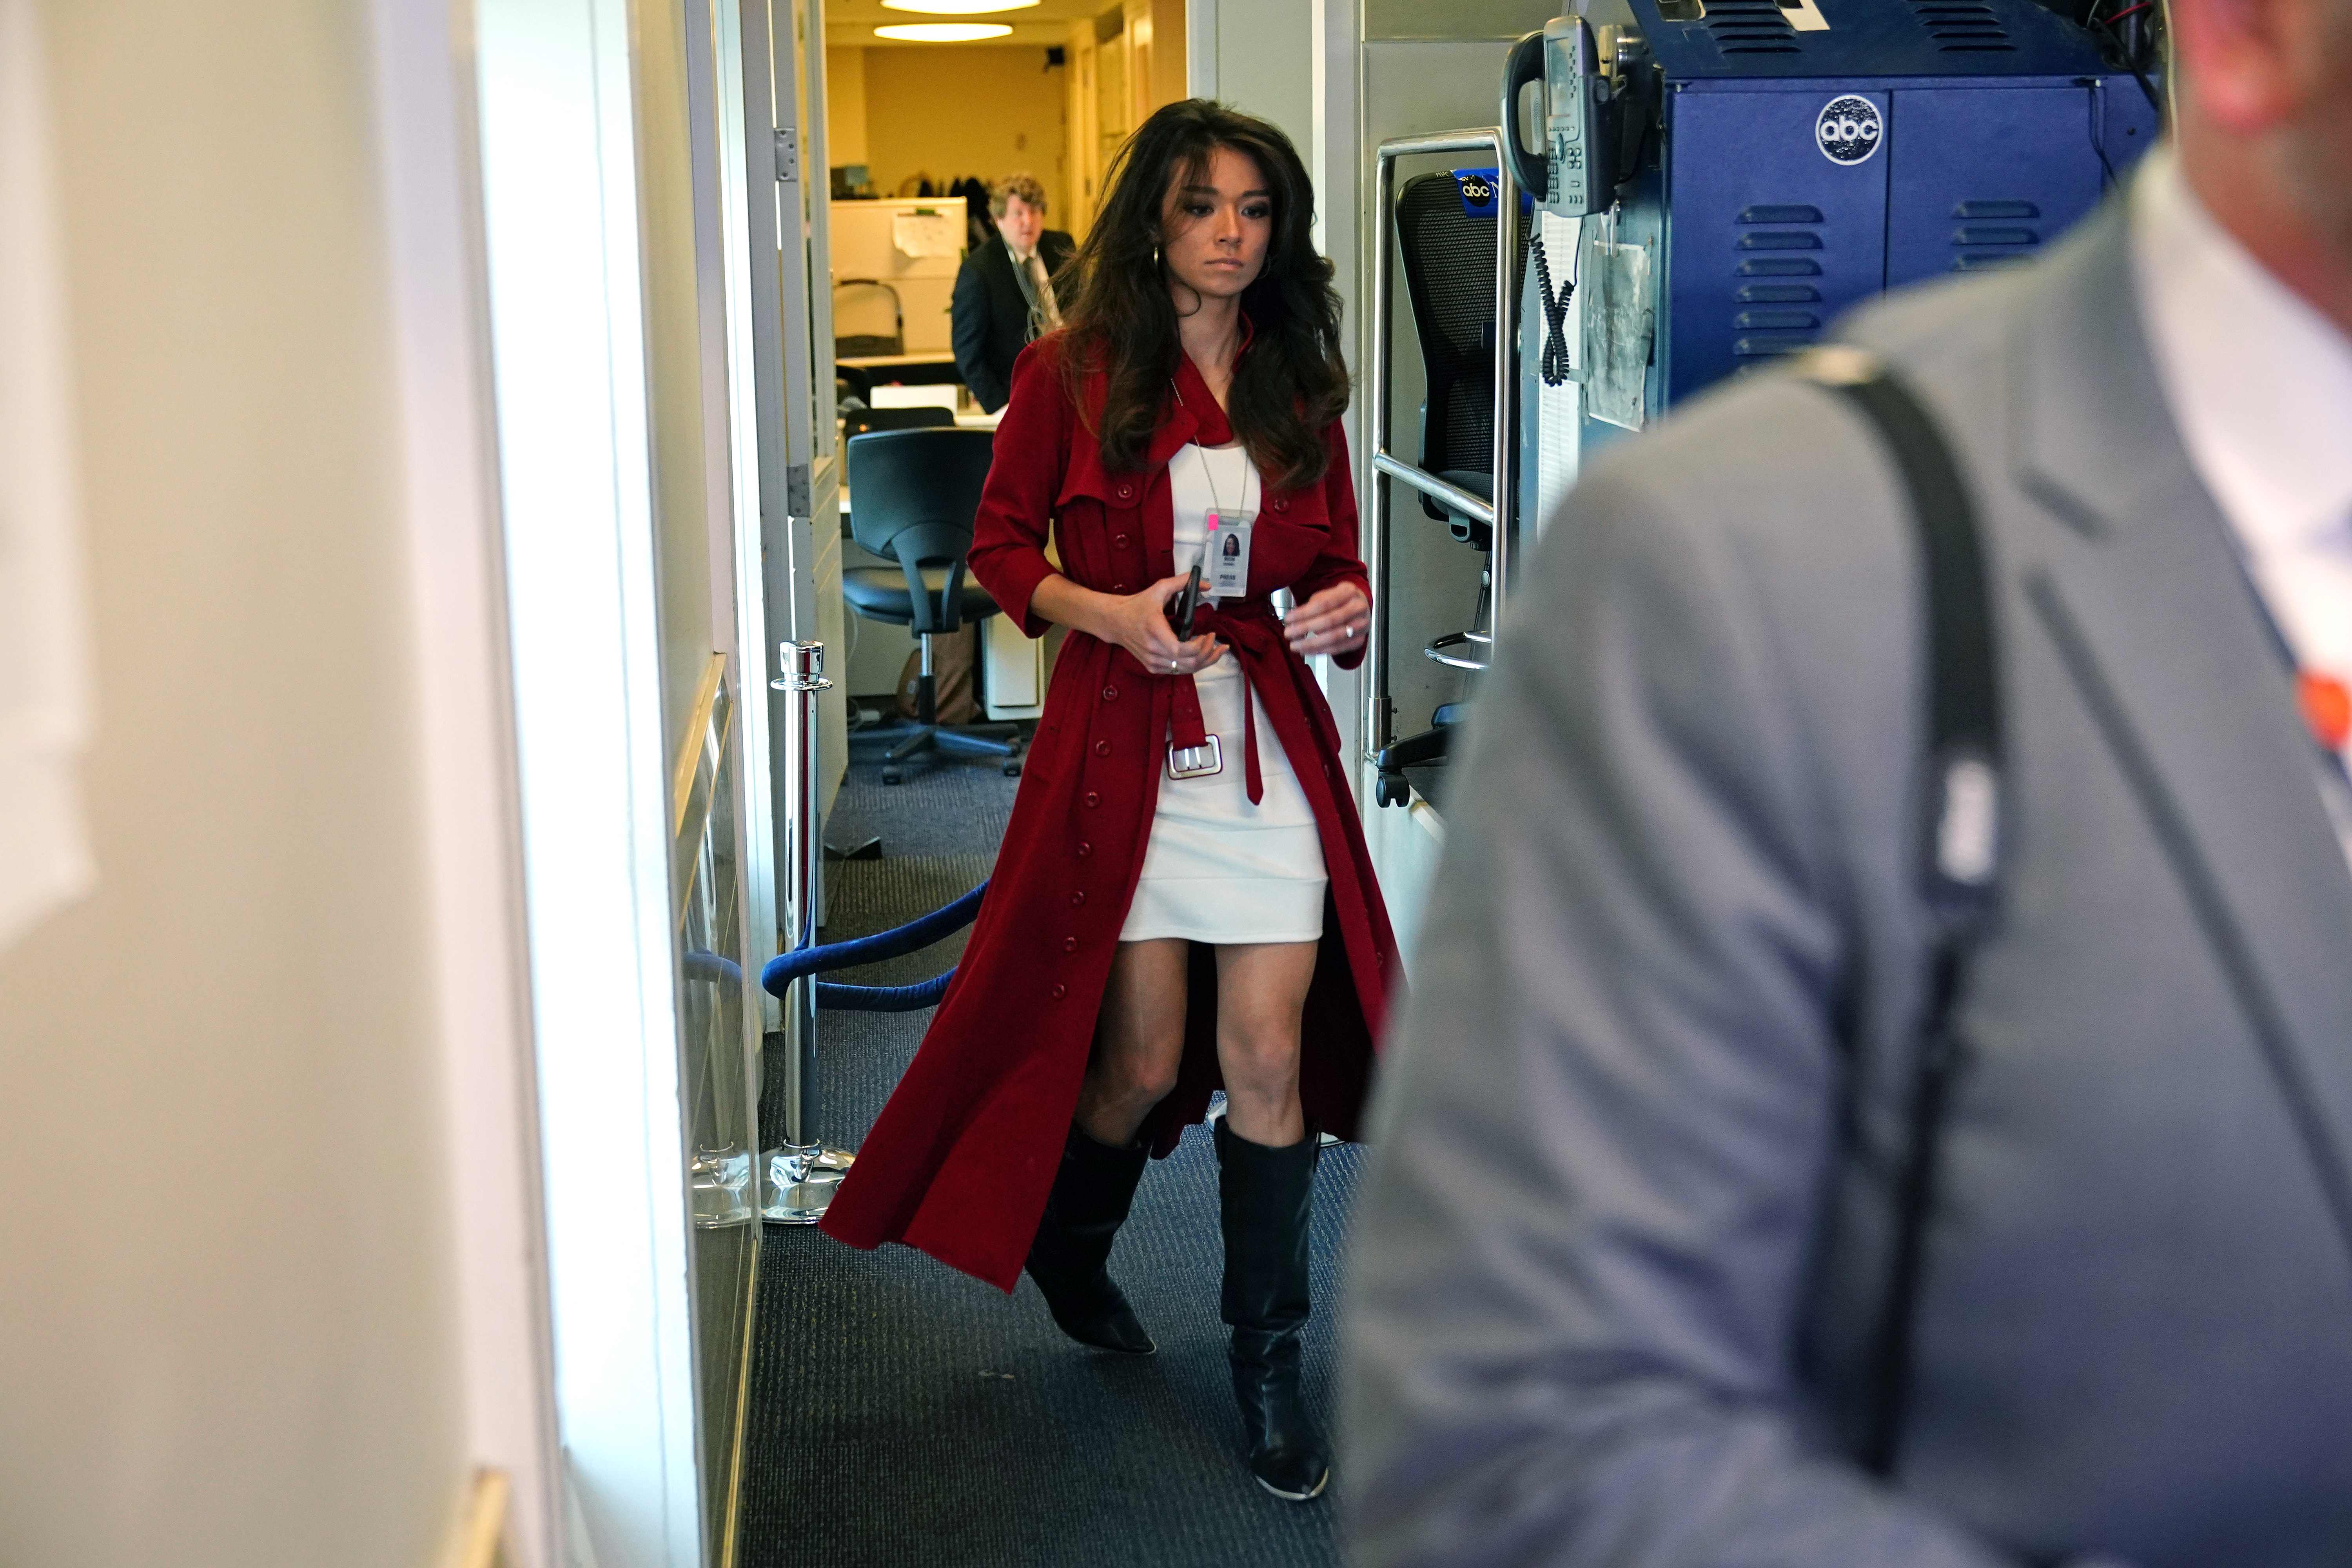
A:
840,403,954,441
1397,169,1518,579
1373,170,1524,806
842,427,1022,784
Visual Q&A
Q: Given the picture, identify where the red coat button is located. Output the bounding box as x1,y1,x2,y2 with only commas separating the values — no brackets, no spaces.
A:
1116,483,1135,501
1051,983,1067,1000
1113,582,1131,593
1083,791,1100,808
1272,496,1289,512
1114,533,1131,549
1070,890,1086,906
1094,740,1111,756
1062,936,1079,953
1076,841,1093,858
1102,685,1119,702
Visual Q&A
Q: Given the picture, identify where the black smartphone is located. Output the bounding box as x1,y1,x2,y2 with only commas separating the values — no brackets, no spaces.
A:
1170,563,1203,641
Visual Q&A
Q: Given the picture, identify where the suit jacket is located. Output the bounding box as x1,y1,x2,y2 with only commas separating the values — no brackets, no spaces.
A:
951,230,1074,413
1342,199,2352,1566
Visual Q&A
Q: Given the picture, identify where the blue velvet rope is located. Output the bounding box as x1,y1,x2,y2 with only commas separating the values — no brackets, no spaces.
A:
759,878,987,1002
683,950,742,986
813,972,956,1012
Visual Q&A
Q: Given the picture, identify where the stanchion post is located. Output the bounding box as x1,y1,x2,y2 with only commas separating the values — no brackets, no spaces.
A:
764,640,855,1223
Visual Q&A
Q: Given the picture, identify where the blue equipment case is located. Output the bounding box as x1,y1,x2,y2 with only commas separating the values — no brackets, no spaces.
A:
1619,0,2159,404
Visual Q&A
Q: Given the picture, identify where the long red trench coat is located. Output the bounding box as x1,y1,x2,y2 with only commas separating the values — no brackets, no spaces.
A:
818,333,1400,1292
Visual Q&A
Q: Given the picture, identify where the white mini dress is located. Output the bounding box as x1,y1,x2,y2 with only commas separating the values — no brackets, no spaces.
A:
1116,443,1330,946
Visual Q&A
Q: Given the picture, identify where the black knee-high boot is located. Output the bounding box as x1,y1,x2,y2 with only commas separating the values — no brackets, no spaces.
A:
1216,1119,1329,1501
1024,1124,1156,1355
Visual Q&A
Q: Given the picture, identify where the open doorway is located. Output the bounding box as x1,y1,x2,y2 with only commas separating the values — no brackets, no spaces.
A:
818,3,1183,747
736,7,1405,1568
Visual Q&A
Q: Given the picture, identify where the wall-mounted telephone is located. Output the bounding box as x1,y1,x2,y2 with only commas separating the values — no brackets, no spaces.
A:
1548,17,1615,218
1504,14,1649,222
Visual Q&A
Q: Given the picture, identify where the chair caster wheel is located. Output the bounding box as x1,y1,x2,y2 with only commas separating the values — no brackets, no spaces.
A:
882,768,904,786
1002,762,1022,777
1374,773,1410,808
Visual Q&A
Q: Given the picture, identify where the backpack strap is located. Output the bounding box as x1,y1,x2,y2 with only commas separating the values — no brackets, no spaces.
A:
1799,346,2005,1477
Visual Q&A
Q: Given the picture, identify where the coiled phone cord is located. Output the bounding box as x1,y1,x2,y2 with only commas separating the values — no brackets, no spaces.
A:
1530,234,1575,388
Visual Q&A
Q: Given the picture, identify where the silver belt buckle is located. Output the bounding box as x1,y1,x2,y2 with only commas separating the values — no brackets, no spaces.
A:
1167,735,1223,780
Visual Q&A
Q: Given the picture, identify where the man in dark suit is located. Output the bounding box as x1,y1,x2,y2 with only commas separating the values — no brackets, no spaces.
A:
951,173,1074,414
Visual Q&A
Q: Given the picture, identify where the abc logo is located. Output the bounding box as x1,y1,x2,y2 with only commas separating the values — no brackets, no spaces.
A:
1815,95,1883,166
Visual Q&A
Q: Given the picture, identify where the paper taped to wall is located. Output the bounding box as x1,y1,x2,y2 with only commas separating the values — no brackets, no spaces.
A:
1578,218,1653,432
891,209,963,260
0,0,97,953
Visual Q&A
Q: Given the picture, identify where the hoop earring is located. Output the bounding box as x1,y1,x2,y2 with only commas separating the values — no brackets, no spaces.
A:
1152,243,1162,270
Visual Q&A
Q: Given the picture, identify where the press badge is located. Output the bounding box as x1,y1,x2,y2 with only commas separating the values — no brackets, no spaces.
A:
1203,511,1253,599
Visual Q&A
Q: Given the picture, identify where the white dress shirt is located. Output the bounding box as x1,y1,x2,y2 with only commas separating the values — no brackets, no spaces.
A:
2131,146,2352,855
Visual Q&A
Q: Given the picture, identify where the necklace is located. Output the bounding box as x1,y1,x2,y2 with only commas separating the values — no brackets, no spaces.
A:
1189,438,1240,522
1168,377,1254,530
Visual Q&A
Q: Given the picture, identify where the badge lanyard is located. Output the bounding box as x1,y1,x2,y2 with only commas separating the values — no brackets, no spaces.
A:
1170,378,1254,600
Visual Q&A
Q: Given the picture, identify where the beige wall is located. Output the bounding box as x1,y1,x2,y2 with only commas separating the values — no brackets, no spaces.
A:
635,0,725,756
1128,0,1187,119
851,45,1070,220
0,4,471,1566
827,45,869,169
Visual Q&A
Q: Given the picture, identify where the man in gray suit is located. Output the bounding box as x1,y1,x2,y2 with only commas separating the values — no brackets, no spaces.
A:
1343,2,2352,1564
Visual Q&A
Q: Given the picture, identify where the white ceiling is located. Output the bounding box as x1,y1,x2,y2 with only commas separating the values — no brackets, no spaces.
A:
823,0,1116,49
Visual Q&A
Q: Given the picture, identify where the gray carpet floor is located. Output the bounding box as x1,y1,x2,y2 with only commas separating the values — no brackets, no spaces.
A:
740,722,1354,1568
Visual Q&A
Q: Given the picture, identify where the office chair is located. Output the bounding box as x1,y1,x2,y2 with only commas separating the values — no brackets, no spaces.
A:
840,403,954,441
841,427,1023,784
1374,169,1525,808
1397,169,1521,561
835,278,905,358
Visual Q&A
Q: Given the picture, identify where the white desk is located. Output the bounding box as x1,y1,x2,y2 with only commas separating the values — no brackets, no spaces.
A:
837,351,958,372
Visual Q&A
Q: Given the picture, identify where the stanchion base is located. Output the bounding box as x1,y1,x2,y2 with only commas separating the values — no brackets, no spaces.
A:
763,1143,857,1224
691,1149,757,1229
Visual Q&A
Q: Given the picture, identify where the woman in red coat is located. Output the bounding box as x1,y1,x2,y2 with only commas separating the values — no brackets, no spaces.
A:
819,99,1396,1502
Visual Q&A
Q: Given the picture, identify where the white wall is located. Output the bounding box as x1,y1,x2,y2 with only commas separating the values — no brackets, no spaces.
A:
0,3,492,1566
1193,0,1314,158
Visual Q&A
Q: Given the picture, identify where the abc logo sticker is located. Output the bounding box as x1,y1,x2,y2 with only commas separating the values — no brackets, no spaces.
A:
1815,95,1883,165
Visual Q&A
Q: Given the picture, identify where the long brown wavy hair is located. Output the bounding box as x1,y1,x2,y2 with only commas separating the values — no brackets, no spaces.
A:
1054,99,1349,489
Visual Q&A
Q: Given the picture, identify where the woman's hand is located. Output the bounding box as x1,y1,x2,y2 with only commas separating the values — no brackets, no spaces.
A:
1283,581,1370,657
1099,572,1225,676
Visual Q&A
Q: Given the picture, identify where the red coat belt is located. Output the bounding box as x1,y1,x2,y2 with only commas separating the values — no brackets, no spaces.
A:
1143,598,1339,806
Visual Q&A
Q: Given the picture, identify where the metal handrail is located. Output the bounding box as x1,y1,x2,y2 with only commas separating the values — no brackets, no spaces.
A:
1425,630,1492,673
1371,453,1497,527
1366,127,1519,760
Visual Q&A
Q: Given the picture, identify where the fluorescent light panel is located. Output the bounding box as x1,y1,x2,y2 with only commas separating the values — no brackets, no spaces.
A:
880,0,1039,12
873,21,1014,38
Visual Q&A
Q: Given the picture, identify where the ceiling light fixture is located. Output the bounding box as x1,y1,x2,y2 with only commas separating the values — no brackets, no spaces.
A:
880,0,1039,13
873,21,1015,40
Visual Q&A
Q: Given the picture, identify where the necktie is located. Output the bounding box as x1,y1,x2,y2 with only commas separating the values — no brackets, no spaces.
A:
1023,252,1061,334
